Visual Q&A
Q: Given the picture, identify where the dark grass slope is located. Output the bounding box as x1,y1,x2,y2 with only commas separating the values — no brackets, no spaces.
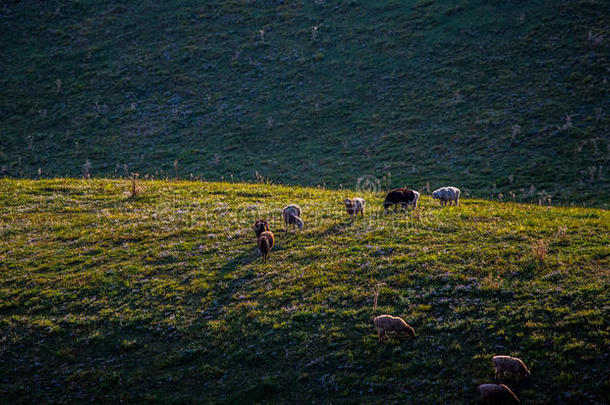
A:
0,0,609,206
0,179,608,403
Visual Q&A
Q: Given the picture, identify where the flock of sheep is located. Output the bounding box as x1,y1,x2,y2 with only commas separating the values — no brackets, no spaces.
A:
251,185,530,403
252,186,460,260
372,315,529,403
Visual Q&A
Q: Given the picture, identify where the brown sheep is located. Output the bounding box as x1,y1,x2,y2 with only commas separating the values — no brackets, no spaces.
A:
282,204,304,232
373,315,415,341
257,231,274,261
253,219,270,239
492,355,530,383
477,383,520,404
344,197,365,219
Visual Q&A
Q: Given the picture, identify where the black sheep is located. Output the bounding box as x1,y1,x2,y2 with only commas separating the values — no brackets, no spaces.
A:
383,188,419,213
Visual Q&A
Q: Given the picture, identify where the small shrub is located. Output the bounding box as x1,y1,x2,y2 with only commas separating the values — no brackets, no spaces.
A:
531,239,548,264
555,225,568,241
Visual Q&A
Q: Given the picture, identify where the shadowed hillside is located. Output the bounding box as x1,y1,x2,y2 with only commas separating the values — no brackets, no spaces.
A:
0,0,608,205
0,179,608,403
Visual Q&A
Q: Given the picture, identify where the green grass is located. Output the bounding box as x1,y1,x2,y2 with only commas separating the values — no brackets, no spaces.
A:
1,1,609,206
1,178,608,403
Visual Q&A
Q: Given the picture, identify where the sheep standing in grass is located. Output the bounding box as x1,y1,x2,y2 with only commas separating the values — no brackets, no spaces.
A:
253,219,270,238
257,231,274,261
477,384,520,404
344,198,365,219
431,186,460,206
282,204,303,232
373,315,415,341
492,355,530,383
382,188,419,213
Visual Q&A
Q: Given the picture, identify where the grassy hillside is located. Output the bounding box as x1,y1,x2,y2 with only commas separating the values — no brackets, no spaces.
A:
0,1,609,206
0,179,608,403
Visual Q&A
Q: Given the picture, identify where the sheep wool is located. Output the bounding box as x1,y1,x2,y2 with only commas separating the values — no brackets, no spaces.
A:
373,315,415,341
431,186,461,206
382,188,419,213
282,204,304,231
477,383,520,404
344,197,365,219
492,355,530,382
257,231,274,261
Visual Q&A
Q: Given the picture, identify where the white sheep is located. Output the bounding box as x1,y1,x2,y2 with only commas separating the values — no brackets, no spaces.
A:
431,186,460,206
282,204,303,232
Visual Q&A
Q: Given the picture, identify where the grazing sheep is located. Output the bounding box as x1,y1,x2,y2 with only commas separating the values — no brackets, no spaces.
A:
382,188,418,213
477,384,520,404
492,355,530,383
344,197,365,219
253,219,270,239
431,186,461,206
282,204,304,232
373,315,415,341
257,231,274,261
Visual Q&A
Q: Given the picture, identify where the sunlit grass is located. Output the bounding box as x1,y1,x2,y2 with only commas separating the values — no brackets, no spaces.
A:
0,178,608,403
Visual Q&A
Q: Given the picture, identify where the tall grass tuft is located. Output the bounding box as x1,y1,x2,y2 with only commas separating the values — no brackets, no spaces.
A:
555,225,568,241
370,281,386,310
129,173,143,197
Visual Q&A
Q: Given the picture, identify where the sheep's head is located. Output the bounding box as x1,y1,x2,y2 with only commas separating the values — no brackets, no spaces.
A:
344,198,352,206
403,325,415,337
295,217,304,230
253,219,269,235
431,190,439,199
